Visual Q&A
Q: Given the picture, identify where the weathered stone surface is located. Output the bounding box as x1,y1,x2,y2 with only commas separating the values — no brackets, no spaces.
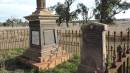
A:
43,30,55,45
25,0,58,21
18,0,69,70
32,31,40,45
77,22,107,73
37,0,46,9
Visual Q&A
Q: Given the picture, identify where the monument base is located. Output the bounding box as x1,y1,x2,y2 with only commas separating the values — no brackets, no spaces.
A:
17,50,69,70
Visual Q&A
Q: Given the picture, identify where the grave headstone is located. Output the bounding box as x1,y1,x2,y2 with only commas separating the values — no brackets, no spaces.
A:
77,22,107,73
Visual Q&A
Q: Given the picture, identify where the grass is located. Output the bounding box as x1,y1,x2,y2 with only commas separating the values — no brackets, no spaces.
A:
0,48,33,73
0,48,80,73
40,55,80,73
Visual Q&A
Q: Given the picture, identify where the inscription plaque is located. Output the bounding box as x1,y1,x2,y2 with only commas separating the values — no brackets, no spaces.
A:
32,31,39,45
43,30,55,45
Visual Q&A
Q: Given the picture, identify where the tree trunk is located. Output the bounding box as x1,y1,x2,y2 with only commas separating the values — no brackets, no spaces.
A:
100,0,108,23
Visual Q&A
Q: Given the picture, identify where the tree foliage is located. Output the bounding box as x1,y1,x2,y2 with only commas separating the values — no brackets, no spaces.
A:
0,22,2,26
50,0,130,25
2,17,28,27
76,3,94,24
94,0,129,24
50,0,79,27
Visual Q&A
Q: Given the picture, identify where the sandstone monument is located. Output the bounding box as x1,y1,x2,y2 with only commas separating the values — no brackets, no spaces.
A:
18,0,69,70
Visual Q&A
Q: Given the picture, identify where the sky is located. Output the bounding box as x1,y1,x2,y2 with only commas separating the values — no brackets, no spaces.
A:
0,0,130,22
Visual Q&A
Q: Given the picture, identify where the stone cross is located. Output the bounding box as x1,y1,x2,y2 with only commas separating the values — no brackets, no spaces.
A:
37,0,46,9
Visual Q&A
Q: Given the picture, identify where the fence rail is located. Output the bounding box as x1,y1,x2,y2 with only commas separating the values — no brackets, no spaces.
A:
57,29,81,59
57,29,130,73
0,27,29,49
106,30,130,73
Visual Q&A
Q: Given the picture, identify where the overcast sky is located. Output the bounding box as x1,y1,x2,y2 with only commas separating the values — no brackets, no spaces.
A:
0,0,130,22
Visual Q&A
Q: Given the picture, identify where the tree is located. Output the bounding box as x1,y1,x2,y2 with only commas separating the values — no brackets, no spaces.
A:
2,17,28,27
0,22,2,26
64,0,76,27
53,3,66,26
50,0,79,27
5,18,14,27
77,3,94,24
77,3,88,24
94,0,129,24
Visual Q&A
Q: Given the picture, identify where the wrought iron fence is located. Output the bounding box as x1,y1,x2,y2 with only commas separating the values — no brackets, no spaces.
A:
105,30,130,73
56,29,81,59
56,29,130,73
0,27,29,49
0,26,130,73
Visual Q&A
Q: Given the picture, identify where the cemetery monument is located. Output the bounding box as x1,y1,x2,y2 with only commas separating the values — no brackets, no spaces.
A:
18,0,69,70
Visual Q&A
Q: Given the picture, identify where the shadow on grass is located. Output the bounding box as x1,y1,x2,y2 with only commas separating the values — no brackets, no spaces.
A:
0,48,36,73
0,57,34,73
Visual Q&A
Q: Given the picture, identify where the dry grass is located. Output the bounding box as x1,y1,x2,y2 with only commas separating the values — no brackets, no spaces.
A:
0,48,33,73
